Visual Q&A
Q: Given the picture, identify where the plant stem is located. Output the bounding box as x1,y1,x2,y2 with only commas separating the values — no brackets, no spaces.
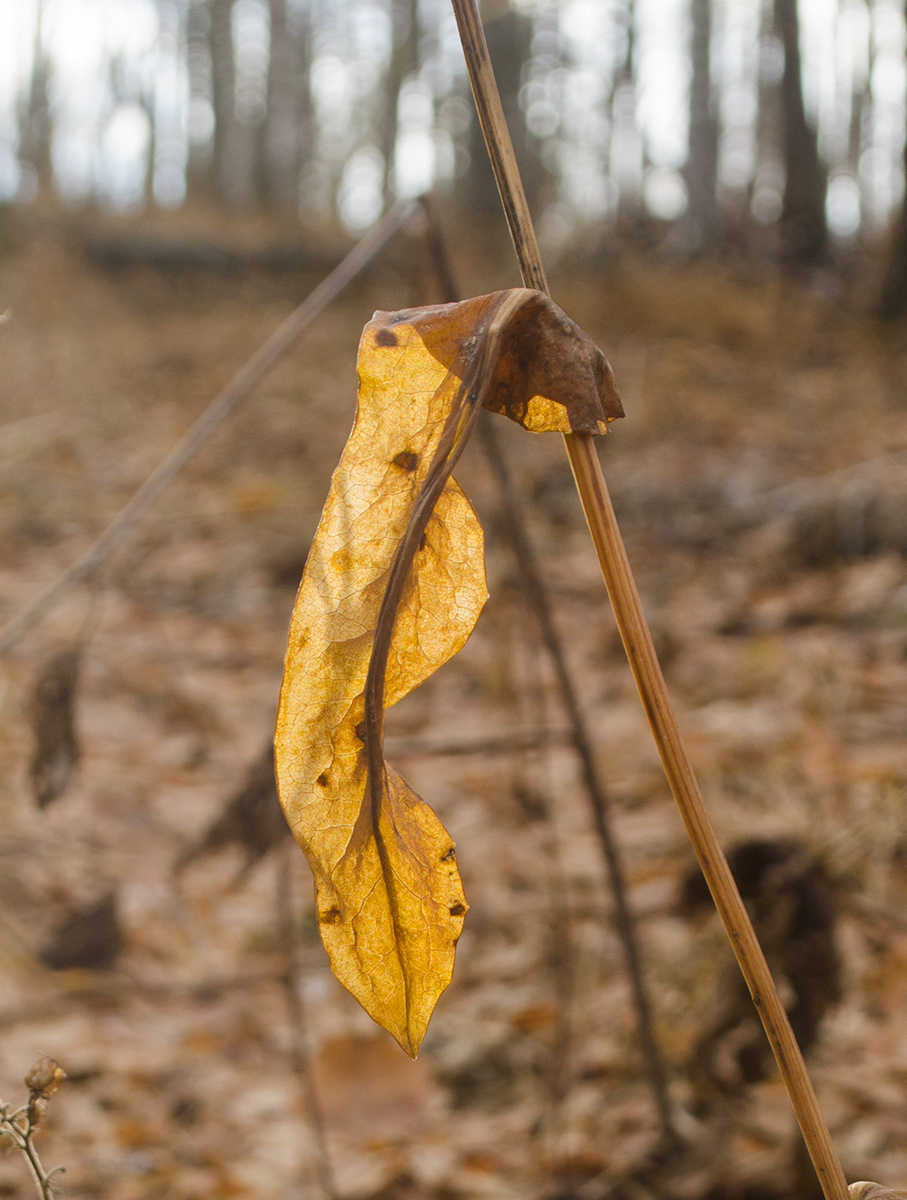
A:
0,1105,64,1200
276,843,338,1200
419,194,677,1148
0,199,417,661
449,2,849,1197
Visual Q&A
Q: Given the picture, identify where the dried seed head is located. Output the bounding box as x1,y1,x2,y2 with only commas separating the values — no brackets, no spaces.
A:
25,1056,66,1099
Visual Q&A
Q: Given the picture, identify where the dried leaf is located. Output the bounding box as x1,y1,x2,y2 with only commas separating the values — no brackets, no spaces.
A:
39,892,120,972
276,288,621,1055
29,648,81,809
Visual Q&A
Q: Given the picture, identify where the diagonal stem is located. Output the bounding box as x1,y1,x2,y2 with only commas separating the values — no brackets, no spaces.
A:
449,2,849,1198
419,194,676,1148
0,199,417,661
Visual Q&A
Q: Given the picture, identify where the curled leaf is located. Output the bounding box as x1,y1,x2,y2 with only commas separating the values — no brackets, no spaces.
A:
276,288,621,1054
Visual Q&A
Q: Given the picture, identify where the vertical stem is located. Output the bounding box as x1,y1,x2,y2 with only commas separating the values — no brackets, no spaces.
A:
481,415,676,1147
420,194,676,1148
448,3,849,1198
276,843,338,1200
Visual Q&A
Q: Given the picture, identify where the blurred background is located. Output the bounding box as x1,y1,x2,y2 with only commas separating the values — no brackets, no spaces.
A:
3,2,907,1200
1,0,907,277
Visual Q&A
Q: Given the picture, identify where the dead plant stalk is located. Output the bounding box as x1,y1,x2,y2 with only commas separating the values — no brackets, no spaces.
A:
0,199,417,660
419,195,675,1147
449,1,849,1197
1,1058,67,1200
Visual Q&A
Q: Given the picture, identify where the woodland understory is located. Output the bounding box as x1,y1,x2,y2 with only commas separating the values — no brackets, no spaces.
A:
1,204,907,1200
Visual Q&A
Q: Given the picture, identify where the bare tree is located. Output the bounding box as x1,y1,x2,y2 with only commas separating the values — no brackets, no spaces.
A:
17,0,53,199
461,2,541,217
378,0,420,202
185,0,215,202
774,0,827,266
610,0,644,223
878,1,907,318
210,0,265,211
681,0,721,252
210,0,240,205
265,0,305,213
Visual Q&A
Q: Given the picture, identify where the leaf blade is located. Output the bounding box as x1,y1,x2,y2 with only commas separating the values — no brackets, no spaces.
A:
276,308,488,1054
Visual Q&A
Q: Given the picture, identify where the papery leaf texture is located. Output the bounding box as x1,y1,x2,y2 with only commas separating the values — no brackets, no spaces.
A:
276,288,621,1055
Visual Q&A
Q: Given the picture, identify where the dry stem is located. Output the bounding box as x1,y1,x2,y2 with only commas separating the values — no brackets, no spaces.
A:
449,1,849,1197
0,199,417,661
0,1060,67,1200
419,195,676,1148
276,843,338,1200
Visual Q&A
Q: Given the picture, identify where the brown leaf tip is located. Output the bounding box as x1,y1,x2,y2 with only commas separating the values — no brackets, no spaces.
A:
371,291,623,437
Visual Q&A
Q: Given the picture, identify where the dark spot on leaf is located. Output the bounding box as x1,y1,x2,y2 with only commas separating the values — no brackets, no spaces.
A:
355,721,366,742
320,908,342,924
440,847,456,861
375,327,398,347
392,449,418,471
449,903,466,916
316,772,328,786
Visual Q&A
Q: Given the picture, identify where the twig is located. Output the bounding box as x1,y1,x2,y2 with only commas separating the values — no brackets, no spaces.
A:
0,1058,67,1200
418,195,677,1147
0,199,417,660
449,3,849,1198
276,841,337,1200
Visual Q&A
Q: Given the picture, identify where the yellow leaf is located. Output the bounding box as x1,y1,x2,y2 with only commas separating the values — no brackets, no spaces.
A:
275,288,621,1055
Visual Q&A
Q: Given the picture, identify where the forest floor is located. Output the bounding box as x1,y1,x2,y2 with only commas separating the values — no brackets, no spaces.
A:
1,204,907,1200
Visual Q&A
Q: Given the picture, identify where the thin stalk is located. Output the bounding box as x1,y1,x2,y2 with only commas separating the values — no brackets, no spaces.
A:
0,199,417,660
419,195,676,1148
0,1100,65,1200
276,842,338,1200
449,2,848,1198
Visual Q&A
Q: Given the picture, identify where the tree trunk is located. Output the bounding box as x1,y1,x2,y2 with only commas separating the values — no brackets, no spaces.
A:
265,0,301,214
774,0,827,266
184,0,215,203
878,0,907,318
210,0,240,207
610,0,643,222
462,5,539,217
210,0,262,211
18,0,53,199
681,0,721,252
379,0,420,201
